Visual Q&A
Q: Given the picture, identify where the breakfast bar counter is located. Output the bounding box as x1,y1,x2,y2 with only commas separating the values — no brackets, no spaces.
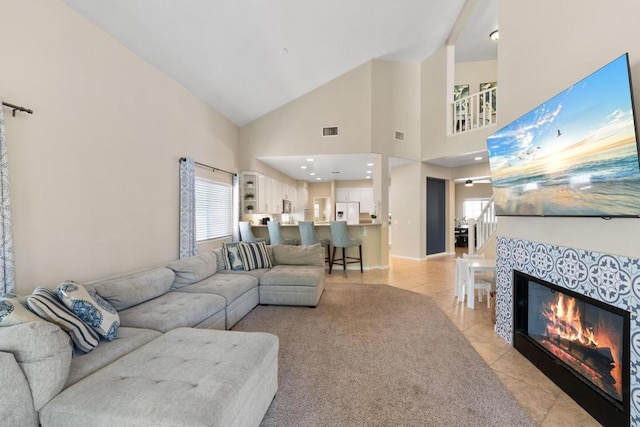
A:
251,223,387,270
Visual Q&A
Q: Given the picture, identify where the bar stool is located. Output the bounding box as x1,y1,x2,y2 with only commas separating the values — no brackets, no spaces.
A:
267,221,298,245
328,221,362,274
298,221,330,263
239,221,268,244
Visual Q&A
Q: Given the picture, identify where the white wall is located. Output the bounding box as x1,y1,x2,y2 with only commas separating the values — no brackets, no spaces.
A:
0,0,239,294
499,0,640,258
239,62,373,159
454,60,497,98
389,162,423,259
371,60,421,160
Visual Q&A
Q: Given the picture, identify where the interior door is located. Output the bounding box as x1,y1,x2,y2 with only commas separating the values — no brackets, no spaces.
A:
426,177,446,255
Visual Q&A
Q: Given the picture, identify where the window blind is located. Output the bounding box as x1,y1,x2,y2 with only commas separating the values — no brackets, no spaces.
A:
195,177,232,241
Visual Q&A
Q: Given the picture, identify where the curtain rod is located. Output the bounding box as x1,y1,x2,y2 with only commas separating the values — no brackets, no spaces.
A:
179,157,237,176
2,101,33,117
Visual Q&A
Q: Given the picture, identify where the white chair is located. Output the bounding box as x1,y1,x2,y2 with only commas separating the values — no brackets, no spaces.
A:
455,257,492,307
463,253,491,282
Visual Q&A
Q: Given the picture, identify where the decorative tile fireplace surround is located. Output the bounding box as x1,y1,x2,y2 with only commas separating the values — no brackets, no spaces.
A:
494,236,640,425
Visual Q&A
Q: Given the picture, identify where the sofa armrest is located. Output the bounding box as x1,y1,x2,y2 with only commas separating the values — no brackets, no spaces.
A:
0,351,38,426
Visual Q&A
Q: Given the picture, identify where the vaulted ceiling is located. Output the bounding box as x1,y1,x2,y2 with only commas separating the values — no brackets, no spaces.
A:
63,0,498,127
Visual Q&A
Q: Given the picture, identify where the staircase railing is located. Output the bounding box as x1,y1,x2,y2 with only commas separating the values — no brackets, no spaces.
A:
451,86,497,135
467,196,497,255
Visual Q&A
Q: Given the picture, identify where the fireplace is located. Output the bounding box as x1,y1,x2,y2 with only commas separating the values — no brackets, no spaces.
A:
513,270,630,426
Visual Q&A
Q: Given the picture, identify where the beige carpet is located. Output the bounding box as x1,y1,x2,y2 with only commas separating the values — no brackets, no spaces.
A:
233,283,535,427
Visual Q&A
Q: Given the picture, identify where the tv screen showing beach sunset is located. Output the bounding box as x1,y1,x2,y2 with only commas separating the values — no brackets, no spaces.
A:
487,54,640,217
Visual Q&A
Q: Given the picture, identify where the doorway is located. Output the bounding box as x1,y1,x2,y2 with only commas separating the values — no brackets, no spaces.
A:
426,177,446,255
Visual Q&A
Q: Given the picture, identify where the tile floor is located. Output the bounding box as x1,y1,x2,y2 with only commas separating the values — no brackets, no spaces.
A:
324,251,602,427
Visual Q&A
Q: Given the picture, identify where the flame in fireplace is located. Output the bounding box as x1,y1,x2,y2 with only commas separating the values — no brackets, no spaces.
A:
542,293,598,347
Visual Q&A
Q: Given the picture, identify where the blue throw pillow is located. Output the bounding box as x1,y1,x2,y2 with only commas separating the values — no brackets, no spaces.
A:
222,242,245,271
57,281,120,341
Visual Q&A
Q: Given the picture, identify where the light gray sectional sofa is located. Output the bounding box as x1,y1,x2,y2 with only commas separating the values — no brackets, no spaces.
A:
0,243,325,426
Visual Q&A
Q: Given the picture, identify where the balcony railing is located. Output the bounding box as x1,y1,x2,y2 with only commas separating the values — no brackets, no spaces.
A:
451,86,497,135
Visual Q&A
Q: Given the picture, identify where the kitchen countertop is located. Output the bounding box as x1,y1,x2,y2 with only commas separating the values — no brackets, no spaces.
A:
251,222,381,227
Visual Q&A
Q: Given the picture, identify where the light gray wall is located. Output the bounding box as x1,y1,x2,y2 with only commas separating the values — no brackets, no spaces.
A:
0,0,239,294
498,0,640,258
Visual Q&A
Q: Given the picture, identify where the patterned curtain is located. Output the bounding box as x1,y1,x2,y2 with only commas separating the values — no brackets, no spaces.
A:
0,100,15,296
179,157,197,258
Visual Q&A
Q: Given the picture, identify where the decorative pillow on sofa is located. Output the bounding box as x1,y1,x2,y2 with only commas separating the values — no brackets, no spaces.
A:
27,287,100,353
0,296,41,326
222,242,245,271
238,242,273,271
57,281,120,341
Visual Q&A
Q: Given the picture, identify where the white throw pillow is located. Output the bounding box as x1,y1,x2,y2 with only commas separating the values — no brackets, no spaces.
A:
0,297,41,326
57,281,120,341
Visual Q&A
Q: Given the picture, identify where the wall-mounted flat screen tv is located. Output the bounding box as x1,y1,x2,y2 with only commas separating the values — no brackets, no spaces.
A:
487,53,640,217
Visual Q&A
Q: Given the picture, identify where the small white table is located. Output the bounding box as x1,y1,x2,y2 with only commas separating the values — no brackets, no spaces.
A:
467,259,496,309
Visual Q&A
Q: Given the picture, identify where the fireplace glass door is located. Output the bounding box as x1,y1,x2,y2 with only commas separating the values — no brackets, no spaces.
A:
527,281,624,402
513,270,630,426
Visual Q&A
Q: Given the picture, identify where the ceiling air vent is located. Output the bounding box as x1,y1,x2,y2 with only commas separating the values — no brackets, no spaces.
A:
322,126,339,137
394,130,405,141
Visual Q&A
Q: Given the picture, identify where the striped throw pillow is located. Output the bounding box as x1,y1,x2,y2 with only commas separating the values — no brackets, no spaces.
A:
238,242,273,271
27,288,100,354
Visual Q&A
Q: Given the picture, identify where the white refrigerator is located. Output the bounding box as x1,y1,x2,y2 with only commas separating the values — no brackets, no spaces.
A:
335,202,360,224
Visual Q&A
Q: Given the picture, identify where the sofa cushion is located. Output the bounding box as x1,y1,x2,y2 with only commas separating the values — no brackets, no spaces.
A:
118,292,227,333
66,327,162,387
57,281,120,341
40,328,279,427
0,296,41,326
260,264,326,286
166,251,217,289
238,241,273,270
27,288,100,354
175,273,258,304
0,351,39,426
0,321,72,411
272,243,324,267
222,242,245,270
86,268,175,311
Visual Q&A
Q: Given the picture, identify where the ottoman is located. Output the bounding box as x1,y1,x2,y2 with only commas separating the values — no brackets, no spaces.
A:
40,328,279,427
259,265,325,307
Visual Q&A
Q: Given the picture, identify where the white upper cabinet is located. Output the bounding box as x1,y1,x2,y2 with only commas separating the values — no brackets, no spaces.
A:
336,187,373,213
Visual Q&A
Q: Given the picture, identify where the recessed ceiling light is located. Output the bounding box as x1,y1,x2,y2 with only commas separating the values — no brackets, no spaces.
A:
474,156,483,161
367,163,374,166
301,165,307,169
366,176,371,179
366,170,372,174
310,172,316,176
316,177,322,181
306,158,314,162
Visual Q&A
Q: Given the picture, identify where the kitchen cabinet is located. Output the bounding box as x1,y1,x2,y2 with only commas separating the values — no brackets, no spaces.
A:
336,187,373,213
243,171,300,214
